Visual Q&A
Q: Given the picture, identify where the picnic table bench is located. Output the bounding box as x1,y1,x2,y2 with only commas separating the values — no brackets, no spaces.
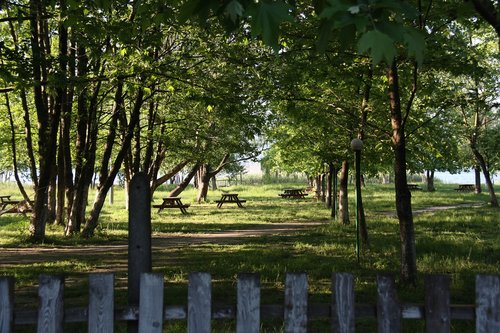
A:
215,193,246,208
407,184,422,191
455,184,475,192
0,196,33,215
152,197,190,214
279,189,309,199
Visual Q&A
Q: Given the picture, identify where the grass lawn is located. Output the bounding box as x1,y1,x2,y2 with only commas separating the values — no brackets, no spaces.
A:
0,182,499,332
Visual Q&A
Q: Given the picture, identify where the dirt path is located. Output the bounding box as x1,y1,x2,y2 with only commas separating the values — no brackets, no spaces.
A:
0,202,485,270
0,221,327,269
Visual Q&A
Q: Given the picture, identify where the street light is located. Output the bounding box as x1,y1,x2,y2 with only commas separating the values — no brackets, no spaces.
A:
351,138,363,264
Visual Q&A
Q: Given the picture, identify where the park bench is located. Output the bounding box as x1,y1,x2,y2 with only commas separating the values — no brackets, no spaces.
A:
0,198,32,216
407,184,422,191
215,193,246,208
152,197,190,214
454,184,475,192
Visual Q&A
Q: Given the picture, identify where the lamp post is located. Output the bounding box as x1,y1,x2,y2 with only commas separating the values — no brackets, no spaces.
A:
351,138,363,264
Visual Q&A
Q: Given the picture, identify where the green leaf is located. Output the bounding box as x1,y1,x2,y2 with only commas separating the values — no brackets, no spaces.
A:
246,1,293,50
358,30,396,64
403,28,426,65
225,0,244,23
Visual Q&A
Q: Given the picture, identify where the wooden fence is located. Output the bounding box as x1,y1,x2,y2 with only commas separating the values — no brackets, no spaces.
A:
1,272,499,333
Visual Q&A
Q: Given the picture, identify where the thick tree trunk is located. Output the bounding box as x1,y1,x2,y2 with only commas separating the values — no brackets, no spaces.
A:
196,164,211,203
168,163,200,197
339,160,350,225
474,166,482,194
29,0,61,241
388,61,417,286
425,170,436,192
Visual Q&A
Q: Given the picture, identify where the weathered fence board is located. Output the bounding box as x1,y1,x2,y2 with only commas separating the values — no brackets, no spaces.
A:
332,272,355,333
476,274,500,333
236,273,260,333
1,272,499,333
0,277,13,333
88,273,114,333
138,273,164,333
188,272,211,333
425,274,450,333
376,274,400,333
37,275,64,333
284,273,308,333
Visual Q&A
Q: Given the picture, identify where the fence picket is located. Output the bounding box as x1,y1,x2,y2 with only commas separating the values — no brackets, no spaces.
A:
332,273,355,333
0,277,13,333
237,273,260,333
88,273,114,333
1,272,499,333
376,274,400,333
475,274,500,333
37,275,64,333
284,273,308,333
425,274,450,333
188,272,211,333
139,273,164,333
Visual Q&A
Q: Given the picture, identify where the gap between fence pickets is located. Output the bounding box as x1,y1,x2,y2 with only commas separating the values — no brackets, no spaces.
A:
1,272,499,331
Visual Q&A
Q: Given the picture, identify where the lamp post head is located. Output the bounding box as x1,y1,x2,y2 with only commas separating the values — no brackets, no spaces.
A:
351,138,363,151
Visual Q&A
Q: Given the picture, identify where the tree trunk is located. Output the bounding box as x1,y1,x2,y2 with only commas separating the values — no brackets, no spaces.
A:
339,160,350,225
152,160,189,192
425,170,436,192
168,163,200,197
474,166,482,194
388,61,417,286
472,149,499,207
82,86,145,238
196,164,211,203
29,0,61,241
47,170,57,225
331,164,338,220
327,162,333,209
315,174,322,200
5,93,31,204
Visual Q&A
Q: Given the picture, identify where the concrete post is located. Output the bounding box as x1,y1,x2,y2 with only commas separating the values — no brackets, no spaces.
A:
128,172,152,333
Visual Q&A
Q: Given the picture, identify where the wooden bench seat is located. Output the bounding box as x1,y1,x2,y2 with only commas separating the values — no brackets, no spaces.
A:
215,200,246,204
153,204,191,209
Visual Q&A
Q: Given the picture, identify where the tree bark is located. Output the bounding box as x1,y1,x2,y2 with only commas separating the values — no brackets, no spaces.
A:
168,163,200,197
327,163,333,209
388,61,417,286
425,170,436,192
152,160,190,192
196,154,230,203
29,0,61,241
339,160,350,225
474,166,482,193
82,86,145,238
5,93,31,204
472,148,499,207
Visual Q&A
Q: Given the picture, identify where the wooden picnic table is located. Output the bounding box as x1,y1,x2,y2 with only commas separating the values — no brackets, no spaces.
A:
216,193,246,208
407,184,422,191
152,197,190,214
455,184,475,192
0,195,22,210
279,189,309,199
